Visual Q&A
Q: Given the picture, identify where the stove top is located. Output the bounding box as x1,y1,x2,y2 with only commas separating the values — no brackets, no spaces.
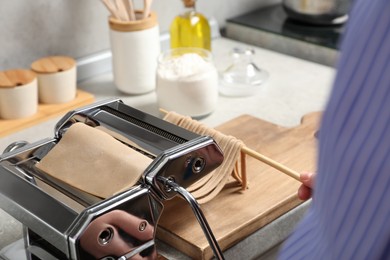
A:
226,4,345,50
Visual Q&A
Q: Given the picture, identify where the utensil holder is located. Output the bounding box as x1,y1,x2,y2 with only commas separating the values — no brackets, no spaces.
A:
0,69,38,119
109,11,160,94
31,56,77,104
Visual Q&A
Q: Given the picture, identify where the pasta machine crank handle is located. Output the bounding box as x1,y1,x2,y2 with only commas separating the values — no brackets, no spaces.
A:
159,177,225,260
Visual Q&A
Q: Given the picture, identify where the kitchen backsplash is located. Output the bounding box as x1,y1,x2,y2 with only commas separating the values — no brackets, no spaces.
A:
1,0,280,70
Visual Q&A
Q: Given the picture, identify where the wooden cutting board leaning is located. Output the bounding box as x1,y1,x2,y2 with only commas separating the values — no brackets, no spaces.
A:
157,112,321,259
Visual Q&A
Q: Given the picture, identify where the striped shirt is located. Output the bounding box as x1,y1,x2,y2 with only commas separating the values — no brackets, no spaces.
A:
278,0,390,259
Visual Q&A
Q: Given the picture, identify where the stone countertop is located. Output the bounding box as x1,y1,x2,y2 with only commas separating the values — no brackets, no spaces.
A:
0,37,335,258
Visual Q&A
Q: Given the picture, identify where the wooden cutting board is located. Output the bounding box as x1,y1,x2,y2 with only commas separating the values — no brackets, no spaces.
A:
157,112,321,259
0,89,94,137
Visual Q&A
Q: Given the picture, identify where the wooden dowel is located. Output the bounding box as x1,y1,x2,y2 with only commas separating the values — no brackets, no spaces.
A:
240,150,248,189
241,146,301,182
159,108,302,182
159,108,168,114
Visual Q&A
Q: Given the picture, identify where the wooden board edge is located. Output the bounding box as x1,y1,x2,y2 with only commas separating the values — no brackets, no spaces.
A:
157,226,206,259
0,90,95,138
157,195,303,260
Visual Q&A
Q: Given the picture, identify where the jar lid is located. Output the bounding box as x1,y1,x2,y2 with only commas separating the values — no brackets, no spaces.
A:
0,69,36,88
219,47,269,97
31,56,76,74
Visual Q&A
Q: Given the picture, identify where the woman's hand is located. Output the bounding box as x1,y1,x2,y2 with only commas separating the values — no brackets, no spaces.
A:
298,172,315,200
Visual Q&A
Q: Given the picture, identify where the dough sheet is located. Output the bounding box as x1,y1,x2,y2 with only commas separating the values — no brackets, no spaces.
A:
37,123,153,198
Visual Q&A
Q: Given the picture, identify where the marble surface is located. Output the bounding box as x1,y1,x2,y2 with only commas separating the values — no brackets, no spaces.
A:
0,37,335,258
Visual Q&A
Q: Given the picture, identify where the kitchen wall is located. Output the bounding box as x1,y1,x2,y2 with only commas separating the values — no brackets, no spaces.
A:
0,0,280,70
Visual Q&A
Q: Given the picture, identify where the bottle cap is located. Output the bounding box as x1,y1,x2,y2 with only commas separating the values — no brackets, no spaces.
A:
182,0,195,8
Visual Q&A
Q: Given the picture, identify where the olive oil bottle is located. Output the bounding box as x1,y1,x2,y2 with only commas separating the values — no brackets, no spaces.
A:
170,0,211,51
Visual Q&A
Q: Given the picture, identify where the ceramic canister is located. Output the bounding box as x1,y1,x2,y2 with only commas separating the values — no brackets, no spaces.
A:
109,11,160,94
0,69,38,119
31,56,77,104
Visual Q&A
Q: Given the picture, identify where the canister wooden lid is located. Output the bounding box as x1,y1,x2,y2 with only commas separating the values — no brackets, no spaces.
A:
109,11,158,32
0,69,36,88
31,56,76,74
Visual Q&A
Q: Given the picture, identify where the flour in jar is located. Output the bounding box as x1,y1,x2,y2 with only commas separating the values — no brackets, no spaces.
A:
156,51,218,118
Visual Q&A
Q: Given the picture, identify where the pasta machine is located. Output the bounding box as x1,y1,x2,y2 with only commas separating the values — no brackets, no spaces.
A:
0,99,225,260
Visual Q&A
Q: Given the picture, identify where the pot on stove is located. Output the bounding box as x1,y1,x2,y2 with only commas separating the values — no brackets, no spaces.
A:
282,0,351,25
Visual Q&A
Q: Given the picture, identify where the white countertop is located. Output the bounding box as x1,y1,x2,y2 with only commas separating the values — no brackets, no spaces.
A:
0,37,334,153
0,37,335,256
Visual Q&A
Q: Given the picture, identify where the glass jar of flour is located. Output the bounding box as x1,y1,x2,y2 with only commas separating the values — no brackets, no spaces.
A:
156,48,218,118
